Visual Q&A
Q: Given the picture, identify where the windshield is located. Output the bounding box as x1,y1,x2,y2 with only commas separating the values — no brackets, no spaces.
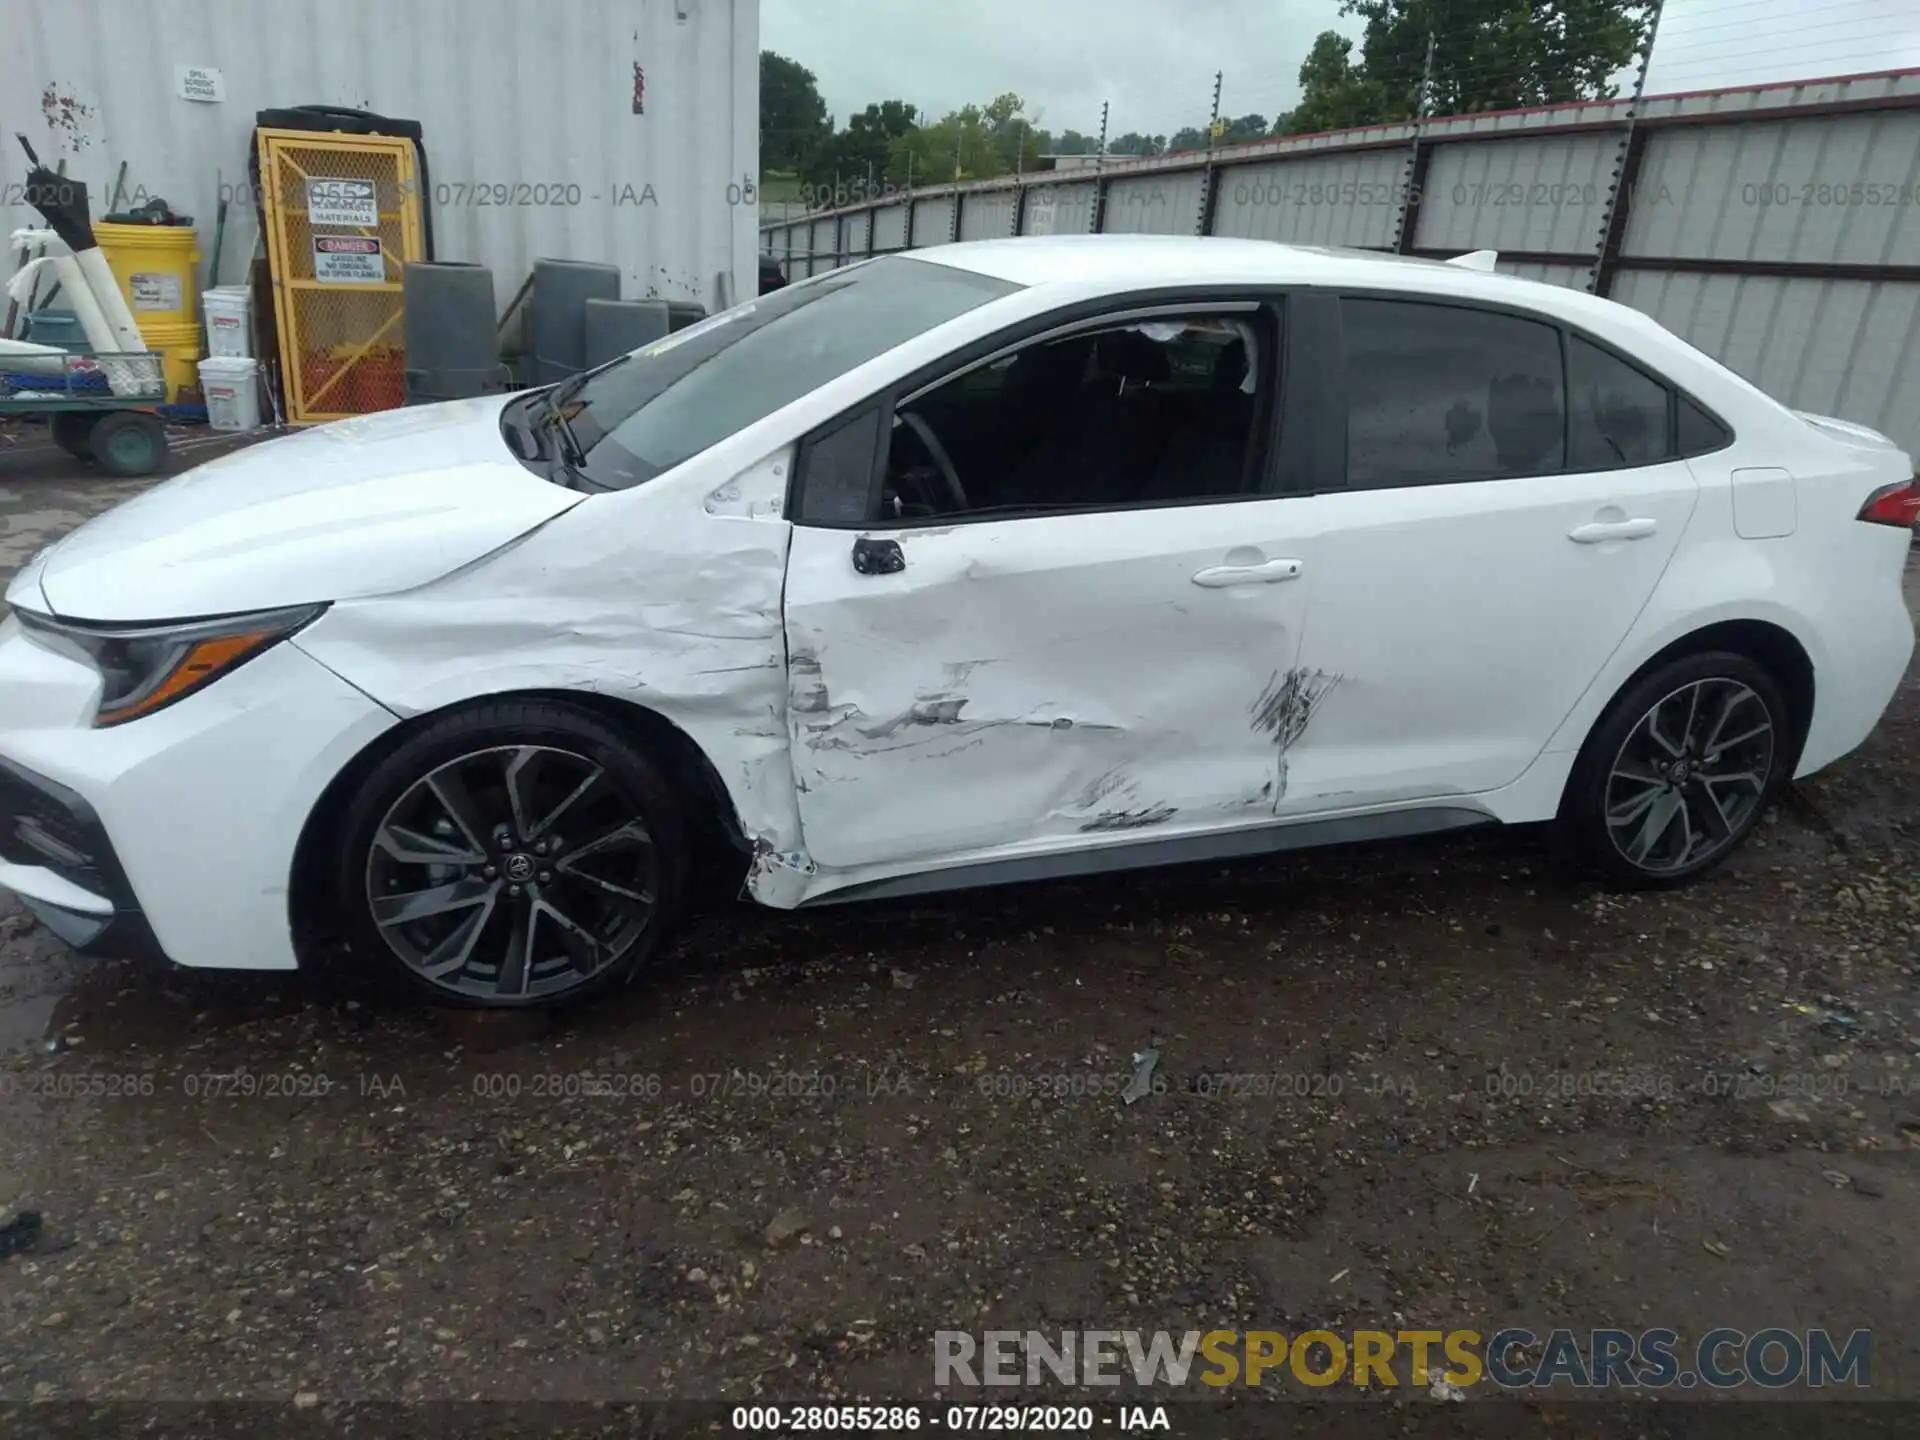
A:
557,256,1021,490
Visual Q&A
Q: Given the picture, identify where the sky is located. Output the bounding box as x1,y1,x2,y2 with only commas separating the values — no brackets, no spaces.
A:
759,0,1920,140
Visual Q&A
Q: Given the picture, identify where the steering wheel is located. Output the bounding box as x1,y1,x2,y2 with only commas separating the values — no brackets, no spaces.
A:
897,411,970,512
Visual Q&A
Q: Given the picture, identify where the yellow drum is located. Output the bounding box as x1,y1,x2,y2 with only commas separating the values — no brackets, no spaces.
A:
94,220,200,328
134,317,203,402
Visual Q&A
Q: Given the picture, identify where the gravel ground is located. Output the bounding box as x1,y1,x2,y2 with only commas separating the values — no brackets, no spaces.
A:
1,441,1917,1430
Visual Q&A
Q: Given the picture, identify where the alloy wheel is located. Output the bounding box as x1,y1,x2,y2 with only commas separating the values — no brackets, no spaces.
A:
364,744,661,1001
1604,678,1775,875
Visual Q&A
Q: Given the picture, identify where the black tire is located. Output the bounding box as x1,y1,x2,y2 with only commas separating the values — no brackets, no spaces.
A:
50,411,98,459
87,410,167,477
1561,650,1790,888
335,699,689,1008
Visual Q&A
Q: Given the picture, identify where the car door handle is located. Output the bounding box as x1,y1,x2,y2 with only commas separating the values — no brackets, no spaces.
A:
1568,518,1658,544
1191,558,1304,587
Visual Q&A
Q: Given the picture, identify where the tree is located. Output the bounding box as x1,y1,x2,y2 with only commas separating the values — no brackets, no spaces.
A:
761,51,829,172
804,100,919,193
982,93,1044,173
1218,113,1271,144
1285,0,1651,134
1041,129,1099,155
1284,31,1385,134
1166,126,1210,153
1107,131,1167,157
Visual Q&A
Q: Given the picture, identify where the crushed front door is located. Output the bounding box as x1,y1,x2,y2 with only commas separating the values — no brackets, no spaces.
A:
782,504,1320,871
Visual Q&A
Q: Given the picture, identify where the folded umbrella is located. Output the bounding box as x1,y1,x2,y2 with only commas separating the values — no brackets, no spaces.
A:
15,134,146,360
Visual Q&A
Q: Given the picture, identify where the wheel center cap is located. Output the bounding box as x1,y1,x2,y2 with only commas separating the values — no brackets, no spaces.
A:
1666,759,1693,784
503,853,536,883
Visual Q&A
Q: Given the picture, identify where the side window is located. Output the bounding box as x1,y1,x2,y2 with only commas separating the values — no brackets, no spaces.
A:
1568,335,1672,468
1678,395,1733,457
872,312,1271,521
1343,298,1565,487
795,406,881,524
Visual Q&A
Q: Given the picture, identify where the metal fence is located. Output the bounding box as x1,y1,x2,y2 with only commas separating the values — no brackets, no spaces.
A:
761,68,1920,457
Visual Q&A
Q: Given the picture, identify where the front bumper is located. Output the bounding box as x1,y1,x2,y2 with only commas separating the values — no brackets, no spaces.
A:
0,754,168,959
0,616,400,971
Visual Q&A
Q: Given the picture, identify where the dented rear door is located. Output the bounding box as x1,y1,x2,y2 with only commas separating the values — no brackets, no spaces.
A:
782,504,1319,870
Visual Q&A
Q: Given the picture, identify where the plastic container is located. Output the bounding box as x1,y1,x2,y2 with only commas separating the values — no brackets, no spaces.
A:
139,317,203,403
198,356,262,431
530,258,620,384
584,298,669,366
24,309,88,352
94,220,200,327
202,287,253,358
403,262,497,404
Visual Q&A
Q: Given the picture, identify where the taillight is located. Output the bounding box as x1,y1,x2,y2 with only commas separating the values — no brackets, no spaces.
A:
1857,479,1920,528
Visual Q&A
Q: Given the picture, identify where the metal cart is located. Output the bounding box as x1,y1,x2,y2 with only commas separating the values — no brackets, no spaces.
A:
0,350,171,477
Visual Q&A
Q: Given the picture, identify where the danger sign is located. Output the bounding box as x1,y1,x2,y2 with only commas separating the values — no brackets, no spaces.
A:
313,235,385,284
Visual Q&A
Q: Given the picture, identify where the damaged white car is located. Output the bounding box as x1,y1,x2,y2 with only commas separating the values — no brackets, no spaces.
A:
1,236,1914,1007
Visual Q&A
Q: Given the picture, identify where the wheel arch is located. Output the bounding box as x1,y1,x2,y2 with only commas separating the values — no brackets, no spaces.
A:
1558,616,1815,817
288,688,751,947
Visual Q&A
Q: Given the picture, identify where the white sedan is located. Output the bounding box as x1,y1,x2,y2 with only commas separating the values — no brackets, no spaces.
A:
1,236,1914,1007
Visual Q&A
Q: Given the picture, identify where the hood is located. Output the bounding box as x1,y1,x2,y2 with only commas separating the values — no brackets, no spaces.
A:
1794,409,1904,454
18,395,586,622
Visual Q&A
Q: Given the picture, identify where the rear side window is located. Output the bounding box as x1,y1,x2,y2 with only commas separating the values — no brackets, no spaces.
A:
1678,395,1733,457
1343,299,1565,487
1569,335,1672,469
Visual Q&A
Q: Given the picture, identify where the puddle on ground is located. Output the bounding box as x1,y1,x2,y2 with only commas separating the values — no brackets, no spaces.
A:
0,896,86,1053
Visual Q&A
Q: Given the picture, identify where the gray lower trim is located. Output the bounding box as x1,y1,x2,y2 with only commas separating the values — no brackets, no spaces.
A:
802,805,1495,906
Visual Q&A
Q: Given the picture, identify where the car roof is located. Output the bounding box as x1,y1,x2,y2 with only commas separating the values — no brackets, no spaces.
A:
900,234,1641,331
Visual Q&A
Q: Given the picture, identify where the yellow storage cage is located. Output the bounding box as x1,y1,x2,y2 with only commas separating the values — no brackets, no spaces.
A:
256,127,424,424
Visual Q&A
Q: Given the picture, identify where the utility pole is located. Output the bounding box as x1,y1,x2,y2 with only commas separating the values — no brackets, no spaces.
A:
1393,33,1438,254
1097,100,1110,163
1208,70,1224,147
1590,0,1667,294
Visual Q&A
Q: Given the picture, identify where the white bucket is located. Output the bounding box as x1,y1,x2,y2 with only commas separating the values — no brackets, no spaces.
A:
198,356,262,431
203,286,253,359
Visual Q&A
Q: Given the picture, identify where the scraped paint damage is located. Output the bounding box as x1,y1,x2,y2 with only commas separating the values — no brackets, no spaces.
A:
1251,666,1342,807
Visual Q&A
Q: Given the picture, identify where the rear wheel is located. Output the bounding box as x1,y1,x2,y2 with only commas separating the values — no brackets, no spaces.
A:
50,411,98,458
1562,651,1788,887
336,700,688,1007
87,410,167,477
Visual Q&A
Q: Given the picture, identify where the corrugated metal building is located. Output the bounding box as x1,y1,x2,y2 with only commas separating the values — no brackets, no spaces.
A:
766,67,1920,457
2,0,759,312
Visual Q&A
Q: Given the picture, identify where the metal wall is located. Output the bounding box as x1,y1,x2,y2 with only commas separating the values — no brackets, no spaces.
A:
1414,132,1618,255
1612,270,1920,444
3,0,759,313
762,68,1920,454
1102,170,1206,236
909,194,956,247
957,188,1016,240
872,202,909,251
1022,180,1096,237
1210,150,1408,248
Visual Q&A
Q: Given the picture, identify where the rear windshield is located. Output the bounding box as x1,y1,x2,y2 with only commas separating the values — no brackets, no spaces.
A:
561,256,1021,490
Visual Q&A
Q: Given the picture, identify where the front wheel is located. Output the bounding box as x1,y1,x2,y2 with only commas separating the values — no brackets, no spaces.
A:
50,411,98,458
336,701,688,1007
1561,651,1789,888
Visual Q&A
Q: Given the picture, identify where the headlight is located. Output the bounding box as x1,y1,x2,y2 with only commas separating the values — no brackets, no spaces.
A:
16,604,326,727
